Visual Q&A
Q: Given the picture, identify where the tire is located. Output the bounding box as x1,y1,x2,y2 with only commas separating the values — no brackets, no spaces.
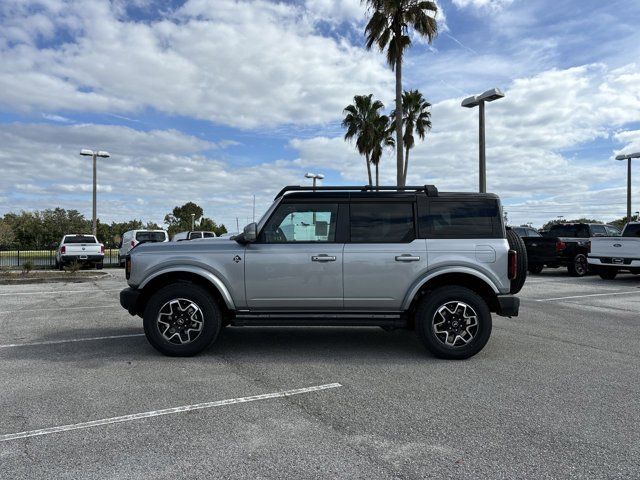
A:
143,283,222,356
119,256,125,268
96,262,103,270
598,268,617,280
506,228,527,294
568,254,588,277
58,260,64,271
528,263,543,274
415,286,492,360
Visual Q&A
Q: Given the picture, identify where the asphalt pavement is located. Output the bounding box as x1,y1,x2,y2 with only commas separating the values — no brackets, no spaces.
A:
0,269,638,479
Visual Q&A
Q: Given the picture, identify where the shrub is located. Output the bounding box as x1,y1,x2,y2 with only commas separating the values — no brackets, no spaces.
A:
22,260,33,275
65,261,81,274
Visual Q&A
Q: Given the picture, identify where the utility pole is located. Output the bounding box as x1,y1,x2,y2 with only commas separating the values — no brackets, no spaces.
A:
80,149,110,237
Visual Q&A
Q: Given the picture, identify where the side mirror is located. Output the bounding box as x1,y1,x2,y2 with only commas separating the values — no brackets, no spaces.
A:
239,222,258,243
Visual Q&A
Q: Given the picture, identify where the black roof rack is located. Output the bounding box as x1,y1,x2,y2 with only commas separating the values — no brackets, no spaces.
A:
274,185,438,200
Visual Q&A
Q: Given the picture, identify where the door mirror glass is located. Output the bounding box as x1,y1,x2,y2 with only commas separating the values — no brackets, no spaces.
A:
243,222,258,243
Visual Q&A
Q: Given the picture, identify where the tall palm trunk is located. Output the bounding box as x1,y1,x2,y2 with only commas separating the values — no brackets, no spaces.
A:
365,153,373,186
394,37,404,187
403,146,410,185
375,163,379,188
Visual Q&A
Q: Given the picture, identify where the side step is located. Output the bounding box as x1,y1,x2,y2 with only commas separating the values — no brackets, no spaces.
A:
231,312,408,328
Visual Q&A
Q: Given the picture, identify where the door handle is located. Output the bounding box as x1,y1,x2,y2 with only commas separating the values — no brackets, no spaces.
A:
395,255,420,262
312,255,337,262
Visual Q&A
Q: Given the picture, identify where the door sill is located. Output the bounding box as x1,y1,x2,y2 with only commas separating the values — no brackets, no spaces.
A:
232,311,407,328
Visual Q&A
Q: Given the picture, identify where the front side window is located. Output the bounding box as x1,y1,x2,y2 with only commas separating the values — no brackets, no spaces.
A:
605,226,621,236
590,225,607,236
261,203,338,243
350,203,415,243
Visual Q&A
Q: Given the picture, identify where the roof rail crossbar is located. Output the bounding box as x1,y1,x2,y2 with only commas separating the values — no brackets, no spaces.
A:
274,185,438,199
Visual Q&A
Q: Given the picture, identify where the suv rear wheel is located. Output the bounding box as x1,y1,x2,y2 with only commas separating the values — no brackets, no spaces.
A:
415,286,492,360
143,283,222,356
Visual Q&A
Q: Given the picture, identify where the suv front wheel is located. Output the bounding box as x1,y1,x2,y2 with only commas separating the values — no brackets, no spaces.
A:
143,283,222,356
415,286,492,360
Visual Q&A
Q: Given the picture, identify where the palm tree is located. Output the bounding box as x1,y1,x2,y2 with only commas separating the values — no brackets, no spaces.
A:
363,0,438,186
342,94,386,186
391,89,432,185
370,115,395,187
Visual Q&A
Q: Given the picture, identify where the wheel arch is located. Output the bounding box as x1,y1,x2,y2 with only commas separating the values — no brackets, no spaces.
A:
136,269,235,317
403,269,500,323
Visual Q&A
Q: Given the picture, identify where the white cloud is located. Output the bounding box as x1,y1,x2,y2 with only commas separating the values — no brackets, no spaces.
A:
0,0,391,129
452,0,514,11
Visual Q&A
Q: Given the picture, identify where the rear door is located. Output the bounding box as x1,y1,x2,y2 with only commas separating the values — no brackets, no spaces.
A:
343,200,426,310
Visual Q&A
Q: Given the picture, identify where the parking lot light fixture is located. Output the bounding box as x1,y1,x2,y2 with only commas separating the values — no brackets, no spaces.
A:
80,149,110,237
304,172,324,190
615,152,640,224
461,88,505,193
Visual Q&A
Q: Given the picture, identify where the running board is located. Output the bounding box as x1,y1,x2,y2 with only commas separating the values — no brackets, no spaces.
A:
231,312,407,328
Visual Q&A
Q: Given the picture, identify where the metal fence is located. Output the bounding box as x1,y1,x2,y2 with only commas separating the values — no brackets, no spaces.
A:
0,249,121,269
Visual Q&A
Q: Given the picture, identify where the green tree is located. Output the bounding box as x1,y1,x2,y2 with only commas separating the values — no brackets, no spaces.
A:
199,217,228,236
391,89,431,185
369,114,395,187
364,0,438,186
164,202,226,237
342,94,387,186
0,220,15,248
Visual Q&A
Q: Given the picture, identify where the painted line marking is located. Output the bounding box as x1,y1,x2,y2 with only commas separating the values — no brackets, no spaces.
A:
0,305,116,315
0,288,122,296
0,383,343,442
536,290,640,301
0,333,144,349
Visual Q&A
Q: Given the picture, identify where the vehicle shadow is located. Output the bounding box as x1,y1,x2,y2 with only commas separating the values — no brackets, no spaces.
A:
0,325,452,364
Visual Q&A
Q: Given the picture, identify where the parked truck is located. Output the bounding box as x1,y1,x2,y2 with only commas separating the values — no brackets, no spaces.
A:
55,234,104,270
588,222,640,279
521,223,620,276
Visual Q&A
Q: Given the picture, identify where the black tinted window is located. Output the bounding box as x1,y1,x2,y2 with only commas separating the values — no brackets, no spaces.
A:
549,225,589,237
350,203,415,243
190,232,202,239
527,229,541,237
591,225,607,236
512,227,527,236
429,200,498,237
623,224,640,237
136,231,166,242
64,235,97,244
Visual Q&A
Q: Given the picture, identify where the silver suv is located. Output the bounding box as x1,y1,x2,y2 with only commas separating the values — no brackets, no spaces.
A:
120,185,526,359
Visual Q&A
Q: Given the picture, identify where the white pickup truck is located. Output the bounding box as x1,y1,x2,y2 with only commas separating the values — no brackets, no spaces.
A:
588,222,640,279
55,234,105,270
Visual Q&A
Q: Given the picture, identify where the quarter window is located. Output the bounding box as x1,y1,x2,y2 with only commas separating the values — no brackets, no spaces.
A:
428,200,499,237
261,203,338,243
350,203,415,243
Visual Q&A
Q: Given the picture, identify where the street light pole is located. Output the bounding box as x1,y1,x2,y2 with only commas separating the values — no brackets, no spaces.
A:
304,172,324,190
462,88,504,193
615,152,640,224
80,149,110,237
191,213,195,231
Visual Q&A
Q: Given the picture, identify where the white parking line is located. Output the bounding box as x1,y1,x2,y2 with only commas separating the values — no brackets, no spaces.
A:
536,290,640,301
0,288,122,296
0,305,116,315
0,383,343,442
0,333,144,349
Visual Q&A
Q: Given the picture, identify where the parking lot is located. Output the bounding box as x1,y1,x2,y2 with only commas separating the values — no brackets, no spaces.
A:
0,270,638,479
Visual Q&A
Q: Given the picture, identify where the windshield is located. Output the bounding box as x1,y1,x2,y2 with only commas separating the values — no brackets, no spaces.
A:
64,235,97,244
136,231,167,242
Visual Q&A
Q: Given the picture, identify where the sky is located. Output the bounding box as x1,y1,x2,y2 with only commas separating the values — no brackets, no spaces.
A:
1,0,639,230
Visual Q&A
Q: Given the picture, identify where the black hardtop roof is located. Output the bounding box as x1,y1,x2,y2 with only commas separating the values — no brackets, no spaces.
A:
276,185,499,201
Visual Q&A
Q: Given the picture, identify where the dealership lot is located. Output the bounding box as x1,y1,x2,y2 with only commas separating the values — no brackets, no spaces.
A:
0,270,638,479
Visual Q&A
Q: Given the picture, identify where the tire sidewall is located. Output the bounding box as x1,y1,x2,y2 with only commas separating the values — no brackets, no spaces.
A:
570,254,588,277
143,283,221,356
416,286,492,360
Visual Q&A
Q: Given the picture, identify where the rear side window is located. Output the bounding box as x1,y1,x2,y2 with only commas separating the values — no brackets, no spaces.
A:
549,224,589,237
203,232,216,238
606,226,621,236
350,203,415,243
427,200,500,237
623,224,640,237
64,235,97,244
136,231,166,242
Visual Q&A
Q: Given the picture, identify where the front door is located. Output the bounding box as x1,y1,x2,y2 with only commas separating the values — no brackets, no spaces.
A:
245,202,344,310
